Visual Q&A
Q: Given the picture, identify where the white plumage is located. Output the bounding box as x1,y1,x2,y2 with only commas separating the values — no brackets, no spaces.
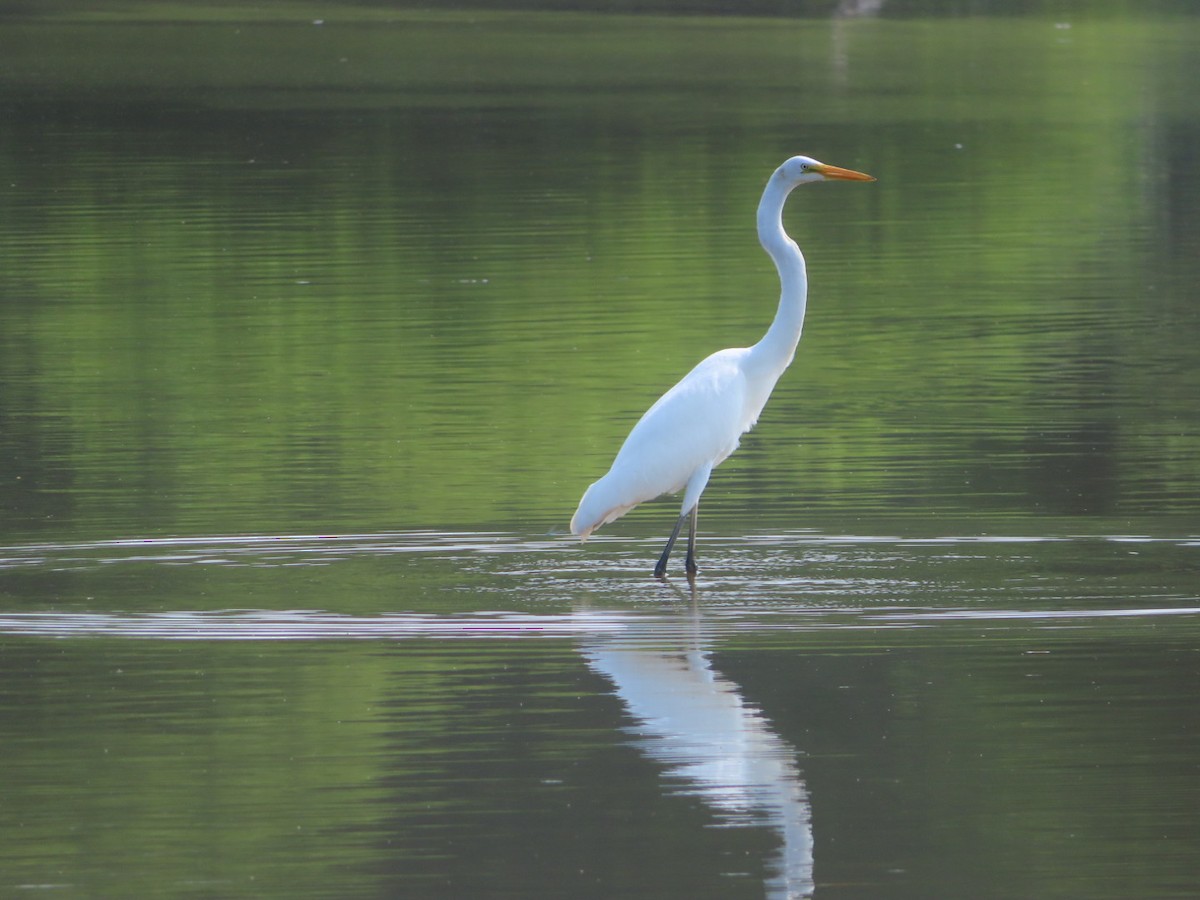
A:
571,155,874,578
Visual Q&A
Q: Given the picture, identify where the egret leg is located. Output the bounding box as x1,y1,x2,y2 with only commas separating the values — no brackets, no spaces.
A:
654,510,690,578
654,504,700,579
684,503,699,579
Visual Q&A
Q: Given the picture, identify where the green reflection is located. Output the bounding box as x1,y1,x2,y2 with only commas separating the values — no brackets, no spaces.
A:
0,9,1197,544
0,9,1197,900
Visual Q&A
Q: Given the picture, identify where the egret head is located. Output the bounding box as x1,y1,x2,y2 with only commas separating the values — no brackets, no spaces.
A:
780,155,875,186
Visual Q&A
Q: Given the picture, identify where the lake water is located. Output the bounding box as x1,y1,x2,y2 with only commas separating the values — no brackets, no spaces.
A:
1,4,1198,898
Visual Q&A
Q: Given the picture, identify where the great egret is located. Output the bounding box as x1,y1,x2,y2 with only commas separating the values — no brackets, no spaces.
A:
570,155,875,578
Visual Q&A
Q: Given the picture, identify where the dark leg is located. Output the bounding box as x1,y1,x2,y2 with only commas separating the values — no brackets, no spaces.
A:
654,510,689,578
684,503,699,579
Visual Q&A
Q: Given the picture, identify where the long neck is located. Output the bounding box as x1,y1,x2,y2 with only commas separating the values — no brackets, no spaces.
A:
747,172,807,379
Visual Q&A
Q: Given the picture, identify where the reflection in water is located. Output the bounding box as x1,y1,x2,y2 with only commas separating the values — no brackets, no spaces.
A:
0,532,1197,896
584,603,813,899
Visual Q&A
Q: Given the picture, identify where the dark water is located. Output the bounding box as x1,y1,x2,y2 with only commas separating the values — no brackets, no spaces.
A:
1,5,1199,898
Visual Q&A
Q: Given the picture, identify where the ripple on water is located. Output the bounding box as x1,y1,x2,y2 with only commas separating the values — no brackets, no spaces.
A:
0,530,1196,643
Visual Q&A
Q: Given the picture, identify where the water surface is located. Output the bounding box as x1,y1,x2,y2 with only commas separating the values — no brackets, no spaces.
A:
1,4,1198,898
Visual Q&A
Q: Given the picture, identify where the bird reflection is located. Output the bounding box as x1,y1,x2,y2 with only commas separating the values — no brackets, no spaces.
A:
582,602,813,899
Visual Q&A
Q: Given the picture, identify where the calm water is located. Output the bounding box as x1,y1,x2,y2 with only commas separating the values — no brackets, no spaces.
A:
1,4,1199,898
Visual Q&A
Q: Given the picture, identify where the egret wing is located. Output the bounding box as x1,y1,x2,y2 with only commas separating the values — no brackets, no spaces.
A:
571,349,750,537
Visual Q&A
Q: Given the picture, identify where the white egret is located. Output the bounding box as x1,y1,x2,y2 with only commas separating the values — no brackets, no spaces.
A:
570,155,875,578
